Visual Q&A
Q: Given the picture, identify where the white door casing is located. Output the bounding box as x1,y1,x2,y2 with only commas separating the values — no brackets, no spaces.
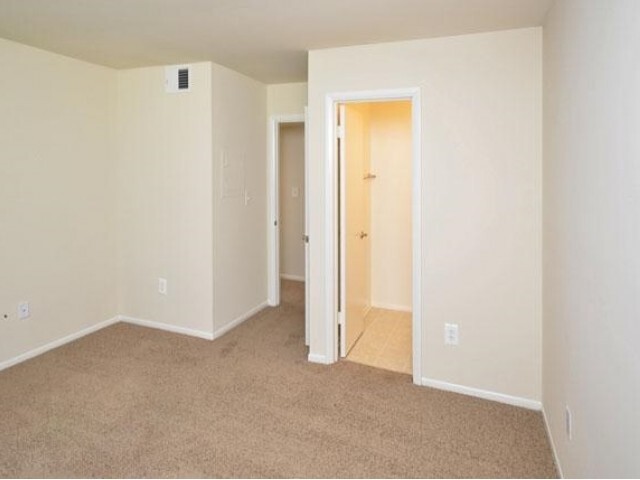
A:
267,114,307,325
304,107,310,346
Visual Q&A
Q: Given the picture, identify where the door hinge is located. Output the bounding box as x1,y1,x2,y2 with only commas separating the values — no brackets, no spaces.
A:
302,234,309,243
274,220,278,226
337,125,345,139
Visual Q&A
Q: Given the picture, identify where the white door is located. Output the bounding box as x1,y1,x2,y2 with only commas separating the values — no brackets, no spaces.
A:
339,104,371,356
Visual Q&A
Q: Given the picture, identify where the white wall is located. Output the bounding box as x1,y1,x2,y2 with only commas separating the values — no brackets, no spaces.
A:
308,28,542,402
1,40,269,360
0,38,117,365
116,62,267,339
279,123,305,280
543,1,640,477
212,64,268,334
369,102,412,311
267,82,307,116
116,63,214,337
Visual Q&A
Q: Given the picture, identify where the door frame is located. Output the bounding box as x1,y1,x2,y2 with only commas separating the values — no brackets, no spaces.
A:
267,113,309,343
324,88,422,385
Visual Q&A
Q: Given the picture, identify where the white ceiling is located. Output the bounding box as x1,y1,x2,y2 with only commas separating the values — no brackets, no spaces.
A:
0,0,553,83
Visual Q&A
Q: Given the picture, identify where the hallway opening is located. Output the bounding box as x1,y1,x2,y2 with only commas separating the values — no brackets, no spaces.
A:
268,113,310,345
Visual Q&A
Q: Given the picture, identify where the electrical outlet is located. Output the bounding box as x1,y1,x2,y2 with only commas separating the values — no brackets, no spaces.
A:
158,277,168,295
18,301,30,319
444,323,459,345
565,405,573,440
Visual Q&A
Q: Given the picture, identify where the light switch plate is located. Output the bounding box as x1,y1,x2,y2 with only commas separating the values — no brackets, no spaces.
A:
444,323,459,345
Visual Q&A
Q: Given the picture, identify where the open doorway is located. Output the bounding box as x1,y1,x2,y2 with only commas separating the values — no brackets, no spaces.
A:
319,87,421,383
268,113,310,346
279,122,305,303
338,100,413,375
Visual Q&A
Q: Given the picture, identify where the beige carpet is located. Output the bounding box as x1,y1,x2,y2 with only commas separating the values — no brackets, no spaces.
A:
0,281,557,478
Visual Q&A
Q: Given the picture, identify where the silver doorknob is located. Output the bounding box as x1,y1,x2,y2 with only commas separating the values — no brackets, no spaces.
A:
358,231,368,239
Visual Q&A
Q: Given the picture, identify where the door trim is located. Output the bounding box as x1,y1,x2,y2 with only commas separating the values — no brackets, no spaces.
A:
303,107,310,346
267,113,306,309
337,104,346,356
324,88,423,385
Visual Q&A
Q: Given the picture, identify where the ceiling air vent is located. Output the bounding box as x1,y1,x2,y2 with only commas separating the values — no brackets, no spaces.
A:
165,65,191,93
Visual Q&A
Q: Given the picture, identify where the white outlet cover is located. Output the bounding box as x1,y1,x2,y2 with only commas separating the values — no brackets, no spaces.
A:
18,301,30,319
158,278,168,295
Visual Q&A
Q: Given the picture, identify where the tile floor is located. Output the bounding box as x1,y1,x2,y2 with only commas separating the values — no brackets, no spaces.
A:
347,308,412,375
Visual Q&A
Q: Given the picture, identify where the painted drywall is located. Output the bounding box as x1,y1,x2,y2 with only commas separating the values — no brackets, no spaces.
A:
369,101,412,311
543,1,640,477
267,82,308,116
116,63,214,336
0,37,117,365
308,28,542,401
279,123,305,280
212,64,268,334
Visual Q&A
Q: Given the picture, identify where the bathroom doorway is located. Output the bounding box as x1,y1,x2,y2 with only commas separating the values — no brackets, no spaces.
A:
338,100,414,375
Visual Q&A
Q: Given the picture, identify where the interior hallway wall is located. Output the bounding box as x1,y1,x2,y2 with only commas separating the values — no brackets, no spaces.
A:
543,0,640,476
0,37,117,367
369,102,412,312
279,123,305,280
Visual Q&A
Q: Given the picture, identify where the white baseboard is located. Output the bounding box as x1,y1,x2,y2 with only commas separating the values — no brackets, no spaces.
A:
308,353,331,364
280,273,305,282
1,305,275,372
542,406,564,478
213,301,268,339
0,305,273,372
421,377,542,411
0,316,120,372
119,315,214,340
371,302,412,313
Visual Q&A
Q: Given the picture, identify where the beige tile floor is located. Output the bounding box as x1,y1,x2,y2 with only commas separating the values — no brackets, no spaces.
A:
347,308,412,375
